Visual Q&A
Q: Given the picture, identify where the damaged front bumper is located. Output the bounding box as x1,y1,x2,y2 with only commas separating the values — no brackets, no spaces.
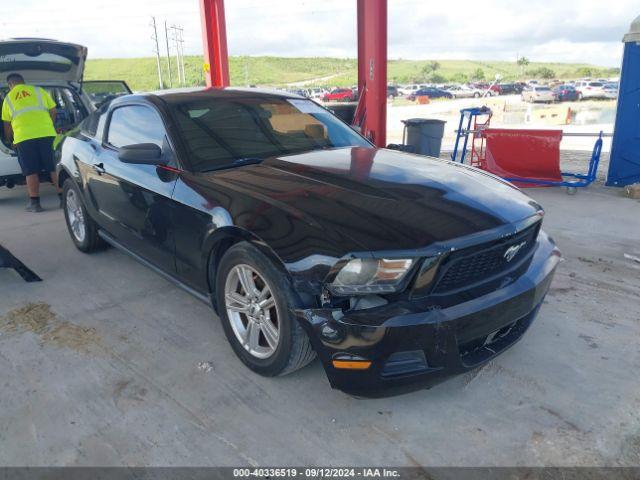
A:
294,231,561,398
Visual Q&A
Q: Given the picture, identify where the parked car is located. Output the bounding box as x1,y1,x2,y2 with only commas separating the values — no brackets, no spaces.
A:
575,81,606,100
308,88,328,100
398,84,424,96
603,83,619,100
488,84,502,95
552,85,579,102
57,87,560,397
521,85,555,103
0,38,130,190
407,87,453,101
387,85,400,98
322,88,354,102
471,83,501,96
447,85,482,98
498,83,522,95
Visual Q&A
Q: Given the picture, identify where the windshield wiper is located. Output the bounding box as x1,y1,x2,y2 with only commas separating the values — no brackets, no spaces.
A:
232,157,265,166
200,157,265,173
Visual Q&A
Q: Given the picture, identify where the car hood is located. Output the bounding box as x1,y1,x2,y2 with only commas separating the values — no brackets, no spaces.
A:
0,39,87,85
197,147,543,253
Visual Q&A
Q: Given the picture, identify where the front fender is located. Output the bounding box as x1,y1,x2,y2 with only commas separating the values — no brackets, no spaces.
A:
202,226,319,312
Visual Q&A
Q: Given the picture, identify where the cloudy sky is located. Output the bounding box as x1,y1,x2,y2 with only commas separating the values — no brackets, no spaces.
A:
2,0,635,66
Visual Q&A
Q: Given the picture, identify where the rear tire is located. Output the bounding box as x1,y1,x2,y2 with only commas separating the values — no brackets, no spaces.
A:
62,179,105,253
215,242,316,377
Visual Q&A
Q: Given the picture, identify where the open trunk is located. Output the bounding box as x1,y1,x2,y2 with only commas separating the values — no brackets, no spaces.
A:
0,38,87,86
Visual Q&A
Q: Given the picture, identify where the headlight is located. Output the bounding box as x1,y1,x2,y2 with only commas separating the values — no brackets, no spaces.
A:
328,258,415,295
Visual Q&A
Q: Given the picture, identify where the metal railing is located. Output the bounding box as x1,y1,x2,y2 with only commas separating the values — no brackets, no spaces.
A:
455,130,613,137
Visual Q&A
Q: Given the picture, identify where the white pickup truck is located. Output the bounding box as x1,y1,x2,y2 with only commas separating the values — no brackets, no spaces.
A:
0,38,130,189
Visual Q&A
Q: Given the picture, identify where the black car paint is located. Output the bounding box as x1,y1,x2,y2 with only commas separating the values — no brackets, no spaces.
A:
410,88,453,100
297,230,558,397
57,88,560,396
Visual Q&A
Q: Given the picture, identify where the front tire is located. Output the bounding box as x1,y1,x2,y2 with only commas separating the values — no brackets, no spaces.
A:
62,179,104,253
215,242,316,377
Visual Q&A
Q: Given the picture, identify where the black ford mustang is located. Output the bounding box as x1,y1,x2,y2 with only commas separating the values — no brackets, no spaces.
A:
57,88,560,397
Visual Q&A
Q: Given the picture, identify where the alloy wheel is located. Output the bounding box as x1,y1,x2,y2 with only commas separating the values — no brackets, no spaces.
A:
224,264,280,359
66,189,86,243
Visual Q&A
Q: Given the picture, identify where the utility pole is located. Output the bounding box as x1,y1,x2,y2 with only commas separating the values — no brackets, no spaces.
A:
171,25,180,85
164,20,173,88
178,27,186,85
150,17,164,89
179,27,186,86
171,25,186,85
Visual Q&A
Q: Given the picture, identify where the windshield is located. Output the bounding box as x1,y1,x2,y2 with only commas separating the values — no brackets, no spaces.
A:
0,52,72,73
82,81,131,107
171,96,371,172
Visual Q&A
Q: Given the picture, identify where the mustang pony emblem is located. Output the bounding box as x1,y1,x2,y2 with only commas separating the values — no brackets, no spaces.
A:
504,241,527,262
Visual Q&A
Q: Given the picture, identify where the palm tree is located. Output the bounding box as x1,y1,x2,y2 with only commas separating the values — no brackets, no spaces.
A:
517,57,530,77
420,61,441,82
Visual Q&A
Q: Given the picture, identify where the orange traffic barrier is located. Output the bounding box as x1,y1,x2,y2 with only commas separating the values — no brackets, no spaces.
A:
526,106,572,125
417,95,430,104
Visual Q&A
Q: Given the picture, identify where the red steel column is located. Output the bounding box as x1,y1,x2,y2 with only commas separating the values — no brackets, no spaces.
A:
355,0,387,147
200,0,230,88
357,0,366,96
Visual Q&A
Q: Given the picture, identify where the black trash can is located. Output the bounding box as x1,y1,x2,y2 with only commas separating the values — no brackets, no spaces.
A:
402,118,446,157
326,102,358,124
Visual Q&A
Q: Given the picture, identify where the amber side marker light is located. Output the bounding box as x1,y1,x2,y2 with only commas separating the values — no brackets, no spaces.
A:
332,360,372,370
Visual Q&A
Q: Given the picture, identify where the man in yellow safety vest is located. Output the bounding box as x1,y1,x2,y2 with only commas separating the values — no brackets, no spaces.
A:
2,73,61,212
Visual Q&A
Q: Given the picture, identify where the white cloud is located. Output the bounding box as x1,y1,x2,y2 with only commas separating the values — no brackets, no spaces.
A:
0,0,635,66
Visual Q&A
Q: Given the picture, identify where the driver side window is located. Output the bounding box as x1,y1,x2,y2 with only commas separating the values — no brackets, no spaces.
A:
107,105,167,149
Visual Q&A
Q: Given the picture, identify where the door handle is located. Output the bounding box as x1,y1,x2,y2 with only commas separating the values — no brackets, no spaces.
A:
92,162,105,175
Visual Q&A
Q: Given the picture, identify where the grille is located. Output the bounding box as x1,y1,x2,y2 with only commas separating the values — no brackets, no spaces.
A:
432,222,540,294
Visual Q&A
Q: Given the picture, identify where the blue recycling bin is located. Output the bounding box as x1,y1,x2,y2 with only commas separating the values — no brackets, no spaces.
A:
607,14,640,186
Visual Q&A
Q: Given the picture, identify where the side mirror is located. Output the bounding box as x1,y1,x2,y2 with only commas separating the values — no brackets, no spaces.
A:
118,143,163,165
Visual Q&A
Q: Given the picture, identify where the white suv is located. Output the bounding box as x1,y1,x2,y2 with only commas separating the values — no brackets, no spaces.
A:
398,84,427,96
0,38,130,189
575,81,606,100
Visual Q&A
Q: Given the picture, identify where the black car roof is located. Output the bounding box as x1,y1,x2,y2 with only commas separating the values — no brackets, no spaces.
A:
110,87,306,108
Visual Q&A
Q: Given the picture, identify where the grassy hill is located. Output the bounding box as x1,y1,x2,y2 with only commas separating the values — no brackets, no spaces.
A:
84,55,619,92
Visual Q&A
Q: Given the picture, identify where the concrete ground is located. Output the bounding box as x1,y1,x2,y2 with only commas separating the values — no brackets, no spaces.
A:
0,180,639,467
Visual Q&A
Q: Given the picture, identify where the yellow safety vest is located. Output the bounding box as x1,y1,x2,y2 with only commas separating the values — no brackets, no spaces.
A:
1,85,57,144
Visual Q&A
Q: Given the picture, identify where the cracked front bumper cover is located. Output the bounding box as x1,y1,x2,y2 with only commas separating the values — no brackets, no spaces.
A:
294,232,561,397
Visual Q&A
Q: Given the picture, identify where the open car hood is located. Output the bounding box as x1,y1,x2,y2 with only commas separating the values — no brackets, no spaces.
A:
0,39,87,86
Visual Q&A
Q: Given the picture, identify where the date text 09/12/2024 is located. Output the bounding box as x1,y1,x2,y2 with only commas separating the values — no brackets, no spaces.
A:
232,468,401,478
